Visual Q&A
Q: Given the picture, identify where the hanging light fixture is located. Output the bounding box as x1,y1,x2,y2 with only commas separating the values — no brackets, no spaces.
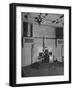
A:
34,13,49,25
34,13,43,24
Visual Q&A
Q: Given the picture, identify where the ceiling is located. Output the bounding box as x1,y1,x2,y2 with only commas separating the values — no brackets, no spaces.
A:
22,12,64,27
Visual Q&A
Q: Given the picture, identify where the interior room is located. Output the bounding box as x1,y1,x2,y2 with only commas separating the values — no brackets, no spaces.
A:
21,12,64,77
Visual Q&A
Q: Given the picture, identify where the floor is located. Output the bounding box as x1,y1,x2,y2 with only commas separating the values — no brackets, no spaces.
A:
22,61,64,77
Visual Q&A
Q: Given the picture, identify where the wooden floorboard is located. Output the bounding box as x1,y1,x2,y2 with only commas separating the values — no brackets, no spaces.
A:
22,62,64,77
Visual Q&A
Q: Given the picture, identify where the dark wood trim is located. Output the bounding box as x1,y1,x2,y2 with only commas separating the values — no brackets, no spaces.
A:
9,4,16,86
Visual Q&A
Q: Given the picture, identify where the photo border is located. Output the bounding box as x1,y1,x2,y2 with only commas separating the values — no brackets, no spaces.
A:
9,3,71,87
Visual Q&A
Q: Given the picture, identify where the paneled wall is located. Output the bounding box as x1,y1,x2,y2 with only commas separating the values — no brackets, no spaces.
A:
21,23,63,67
33,24,55,38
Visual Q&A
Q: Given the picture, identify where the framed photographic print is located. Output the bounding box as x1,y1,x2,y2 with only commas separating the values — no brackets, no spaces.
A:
9,3,71,87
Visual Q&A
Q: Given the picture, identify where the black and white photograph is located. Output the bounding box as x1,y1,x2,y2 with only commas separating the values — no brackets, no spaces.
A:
10,3,71,86
21,12,64,77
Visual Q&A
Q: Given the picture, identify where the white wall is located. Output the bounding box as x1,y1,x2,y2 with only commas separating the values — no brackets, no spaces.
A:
22,43,32,66
22,24,56,66
0,0,72,90
33,24,55,38
22,23,64,66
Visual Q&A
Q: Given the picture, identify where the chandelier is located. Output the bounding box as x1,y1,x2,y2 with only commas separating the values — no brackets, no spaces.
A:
34,13,48,25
